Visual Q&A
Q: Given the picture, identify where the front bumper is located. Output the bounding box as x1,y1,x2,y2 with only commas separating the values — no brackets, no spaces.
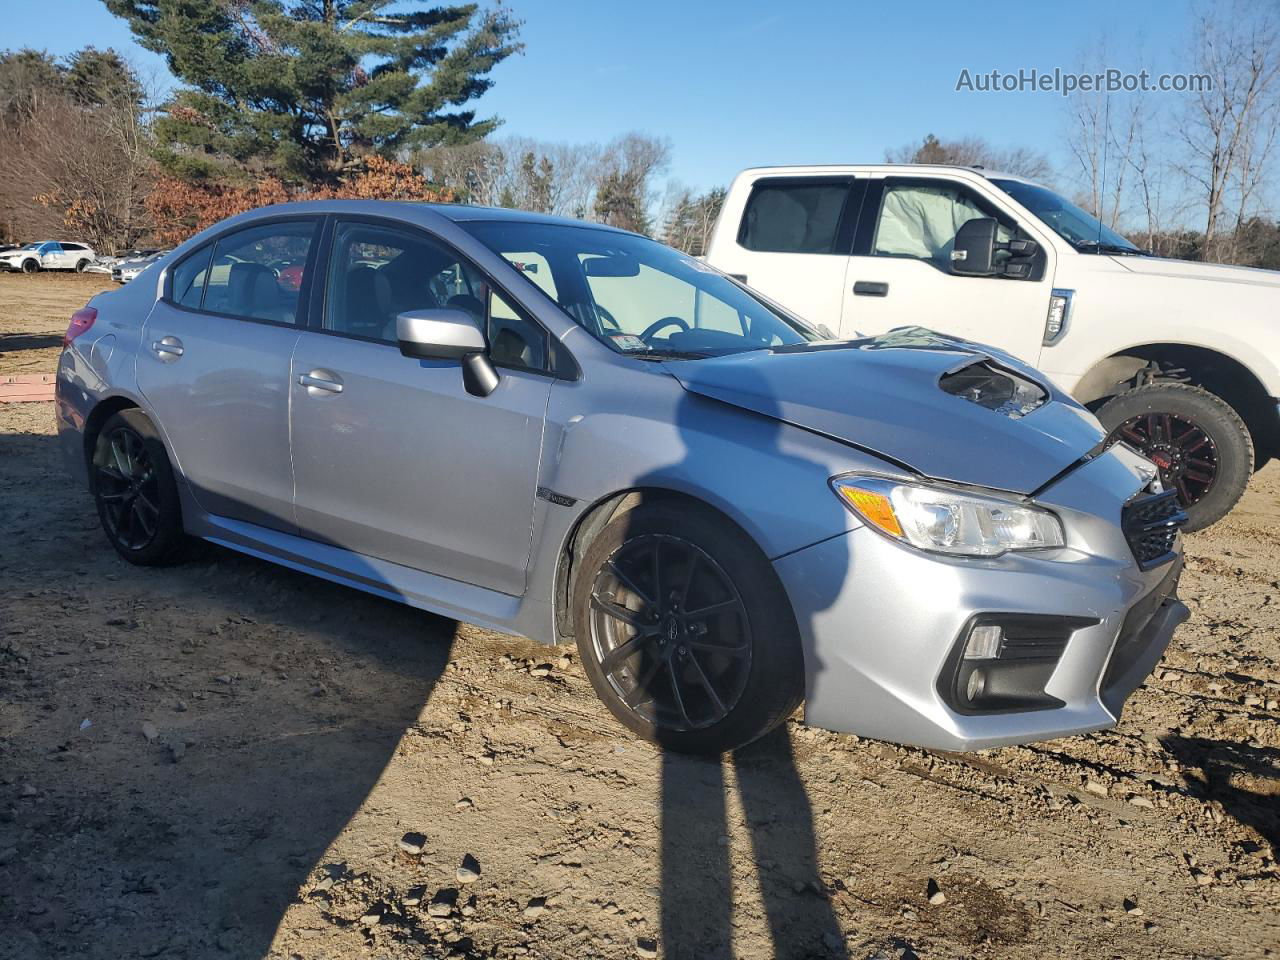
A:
775,447,1189,751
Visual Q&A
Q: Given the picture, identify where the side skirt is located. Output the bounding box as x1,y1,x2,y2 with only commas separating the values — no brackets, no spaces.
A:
191,511,541,641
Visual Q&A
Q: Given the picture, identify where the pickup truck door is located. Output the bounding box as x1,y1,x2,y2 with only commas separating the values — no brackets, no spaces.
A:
706,176,862,332
843,177,1053,366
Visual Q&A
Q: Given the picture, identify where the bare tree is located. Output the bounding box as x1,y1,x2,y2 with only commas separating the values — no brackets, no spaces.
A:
1178,2,1280,260
886,133,1053,181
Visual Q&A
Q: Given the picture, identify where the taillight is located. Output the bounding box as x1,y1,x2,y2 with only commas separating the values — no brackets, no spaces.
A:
63,306,97,347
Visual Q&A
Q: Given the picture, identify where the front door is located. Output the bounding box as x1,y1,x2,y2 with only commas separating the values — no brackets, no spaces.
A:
288,217,551,596
136,217,320,532
843,178,1053,365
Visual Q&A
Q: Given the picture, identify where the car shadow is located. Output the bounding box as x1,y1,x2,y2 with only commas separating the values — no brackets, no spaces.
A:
608,355,851,958
0,429,455,959
1160,734,1280,852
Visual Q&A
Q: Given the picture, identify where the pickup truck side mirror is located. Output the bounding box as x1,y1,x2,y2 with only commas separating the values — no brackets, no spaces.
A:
950,217,1040,279
396,308,500,398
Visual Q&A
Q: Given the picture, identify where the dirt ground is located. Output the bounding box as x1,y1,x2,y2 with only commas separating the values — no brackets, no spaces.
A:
0,273,115,376
0,275,1277,960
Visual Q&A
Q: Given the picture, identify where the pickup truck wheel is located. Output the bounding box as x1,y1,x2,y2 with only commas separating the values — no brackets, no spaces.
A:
571,502,804,755
21,258,38,273
1098,382,1253,532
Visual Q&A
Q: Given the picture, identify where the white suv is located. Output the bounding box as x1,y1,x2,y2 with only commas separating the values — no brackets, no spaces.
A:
705,164,1280,529
0,240,96,273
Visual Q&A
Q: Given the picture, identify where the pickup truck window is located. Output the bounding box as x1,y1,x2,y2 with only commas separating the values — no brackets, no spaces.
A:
991,179,1141,254
739,181,848,254
873,182,1011,267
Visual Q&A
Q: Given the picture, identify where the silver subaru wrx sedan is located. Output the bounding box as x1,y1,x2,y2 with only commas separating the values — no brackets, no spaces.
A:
55,200,1189,754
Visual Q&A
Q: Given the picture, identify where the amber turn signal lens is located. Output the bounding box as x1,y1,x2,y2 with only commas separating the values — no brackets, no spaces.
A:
836,486,904,537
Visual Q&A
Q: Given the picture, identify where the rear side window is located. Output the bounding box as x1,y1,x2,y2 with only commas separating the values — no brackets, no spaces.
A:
170,244,213,309
202,220,316,324
738,181,849,254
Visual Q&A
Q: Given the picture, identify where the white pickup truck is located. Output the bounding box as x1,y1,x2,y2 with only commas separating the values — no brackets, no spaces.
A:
705,164,1280,529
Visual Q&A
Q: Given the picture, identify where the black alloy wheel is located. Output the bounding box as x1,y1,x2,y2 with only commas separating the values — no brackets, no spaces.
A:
1112,411,1218,506
94,424,163,551
589,534,752,732
90,409,188,564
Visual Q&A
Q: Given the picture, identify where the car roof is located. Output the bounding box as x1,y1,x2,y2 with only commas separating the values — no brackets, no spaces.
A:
239,198,637,235
736,163,1042,186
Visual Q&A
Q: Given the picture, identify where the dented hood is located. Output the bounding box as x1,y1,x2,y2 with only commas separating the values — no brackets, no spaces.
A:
666,328,1107,494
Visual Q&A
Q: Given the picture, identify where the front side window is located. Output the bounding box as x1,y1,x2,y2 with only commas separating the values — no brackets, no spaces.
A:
991,178,1141,254
739,181,849,254
462,220,817,359
873,182,1012,267
324,220,548,371
202,220,316,323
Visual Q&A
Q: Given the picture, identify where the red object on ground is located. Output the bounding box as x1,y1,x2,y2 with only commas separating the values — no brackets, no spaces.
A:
0,374,56,403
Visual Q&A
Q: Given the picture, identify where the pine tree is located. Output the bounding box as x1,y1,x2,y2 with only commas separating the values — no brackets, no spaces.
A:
104,0,521,184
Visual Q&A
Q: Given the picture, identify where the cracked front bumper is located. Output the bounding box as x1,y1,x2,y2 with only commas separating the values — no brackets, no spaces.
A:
775,446,1189,751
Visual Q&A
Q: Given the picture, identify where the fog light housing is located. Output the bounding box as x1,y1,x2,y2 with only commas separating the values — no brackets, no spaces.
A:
941,614,1097,714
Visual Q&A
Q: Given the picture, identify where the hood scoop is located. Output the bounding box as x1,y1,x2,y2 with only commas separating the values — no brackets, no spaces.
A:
938,359,1047,419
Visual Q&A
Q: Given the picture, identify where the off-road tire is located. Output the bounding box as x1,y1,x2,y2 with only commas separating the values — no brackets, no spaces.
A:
1098,381,1253,532
572,501,804,755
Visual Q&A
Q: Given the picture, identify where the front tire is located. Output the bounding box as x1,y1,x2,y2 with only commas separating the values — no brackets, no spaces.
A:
572,502,804,754
21,258,38,273
90,409,188,565
1098,382,1253,532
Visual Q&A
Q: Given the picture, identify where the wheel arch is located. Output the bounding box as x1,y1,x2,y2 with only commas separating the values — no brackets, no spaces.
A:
1074,343,1278,462
82,395,142,471
551,486,787,644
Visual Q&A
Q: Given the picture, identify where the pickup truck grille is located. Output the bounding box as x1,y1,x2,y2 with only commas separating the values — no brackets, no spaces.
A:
1122,489,1186,569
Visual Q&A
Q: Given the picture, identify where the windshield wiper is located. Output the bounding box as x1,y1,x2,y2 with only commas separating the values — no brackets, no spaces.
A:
1076,240,1148,256
629,349,711,361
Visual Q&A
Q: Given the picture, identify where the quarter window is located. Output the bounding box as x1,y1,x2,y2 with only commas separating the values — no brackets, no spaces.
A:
739,181,849,254
873,182,1012,267
202,220,316,324
170,244,213,309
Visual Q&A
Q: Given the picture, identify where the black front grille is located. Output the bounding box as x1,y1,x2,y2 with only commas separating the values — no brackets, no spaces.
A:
1122,489,1185,569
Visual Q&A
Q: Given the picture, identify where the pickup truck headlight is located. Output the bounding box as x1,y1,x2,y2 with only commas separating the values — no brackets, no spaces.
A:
831,475,1065,556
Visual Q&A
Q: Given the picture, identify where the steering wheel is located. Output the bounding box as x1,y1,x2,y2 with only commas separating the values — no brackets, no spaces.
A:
593,303,622,333
639,316,690,343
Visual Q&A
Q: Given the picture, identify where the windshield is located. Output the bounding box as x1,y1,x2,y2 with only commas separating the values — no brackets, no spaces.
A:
991,179,1142,254
20,243,41,251
460,220,817,359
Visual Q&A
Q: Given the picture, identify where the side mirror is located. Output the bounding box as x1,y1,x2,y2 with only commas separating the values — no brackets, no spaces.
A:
396,308,500,397
950,217,999,275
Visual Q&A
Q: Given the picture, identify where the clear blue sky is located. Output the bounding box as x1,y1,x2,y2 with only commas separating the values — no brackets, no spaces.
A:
8,0,1195,190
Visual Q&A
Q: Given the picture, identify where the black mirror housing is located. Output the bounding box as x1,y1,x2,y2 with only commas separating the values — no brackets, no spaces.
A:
950,217,999,275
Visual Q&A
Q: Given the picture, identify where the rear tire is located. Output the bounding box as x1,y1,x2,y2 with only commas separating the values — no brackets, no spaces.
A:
75,259,89,273
90,409,189,565
1097,382,1253,532
571,501,804,755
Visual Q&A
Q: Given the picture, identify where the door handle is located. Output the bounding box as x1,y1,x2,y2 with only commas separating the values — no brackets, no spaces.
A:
298,370,344,395
151,335,184,360
852,281,889,297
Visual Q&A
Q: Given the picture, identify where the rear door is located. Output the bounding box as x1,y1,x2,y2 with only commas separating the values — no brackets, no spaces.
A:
137,217,320,532
709,176,861,331
842,177,1053,364
288,216,552,596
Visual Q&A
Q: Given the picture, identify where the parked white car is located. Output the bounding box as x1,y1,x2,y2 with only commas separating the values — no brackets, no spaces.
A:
705,164,1280,529
0,240,96,273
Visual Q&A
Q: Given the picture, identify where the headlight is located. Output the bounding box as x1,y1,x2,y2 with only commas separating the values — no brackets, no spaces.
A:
831,475,1065,557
